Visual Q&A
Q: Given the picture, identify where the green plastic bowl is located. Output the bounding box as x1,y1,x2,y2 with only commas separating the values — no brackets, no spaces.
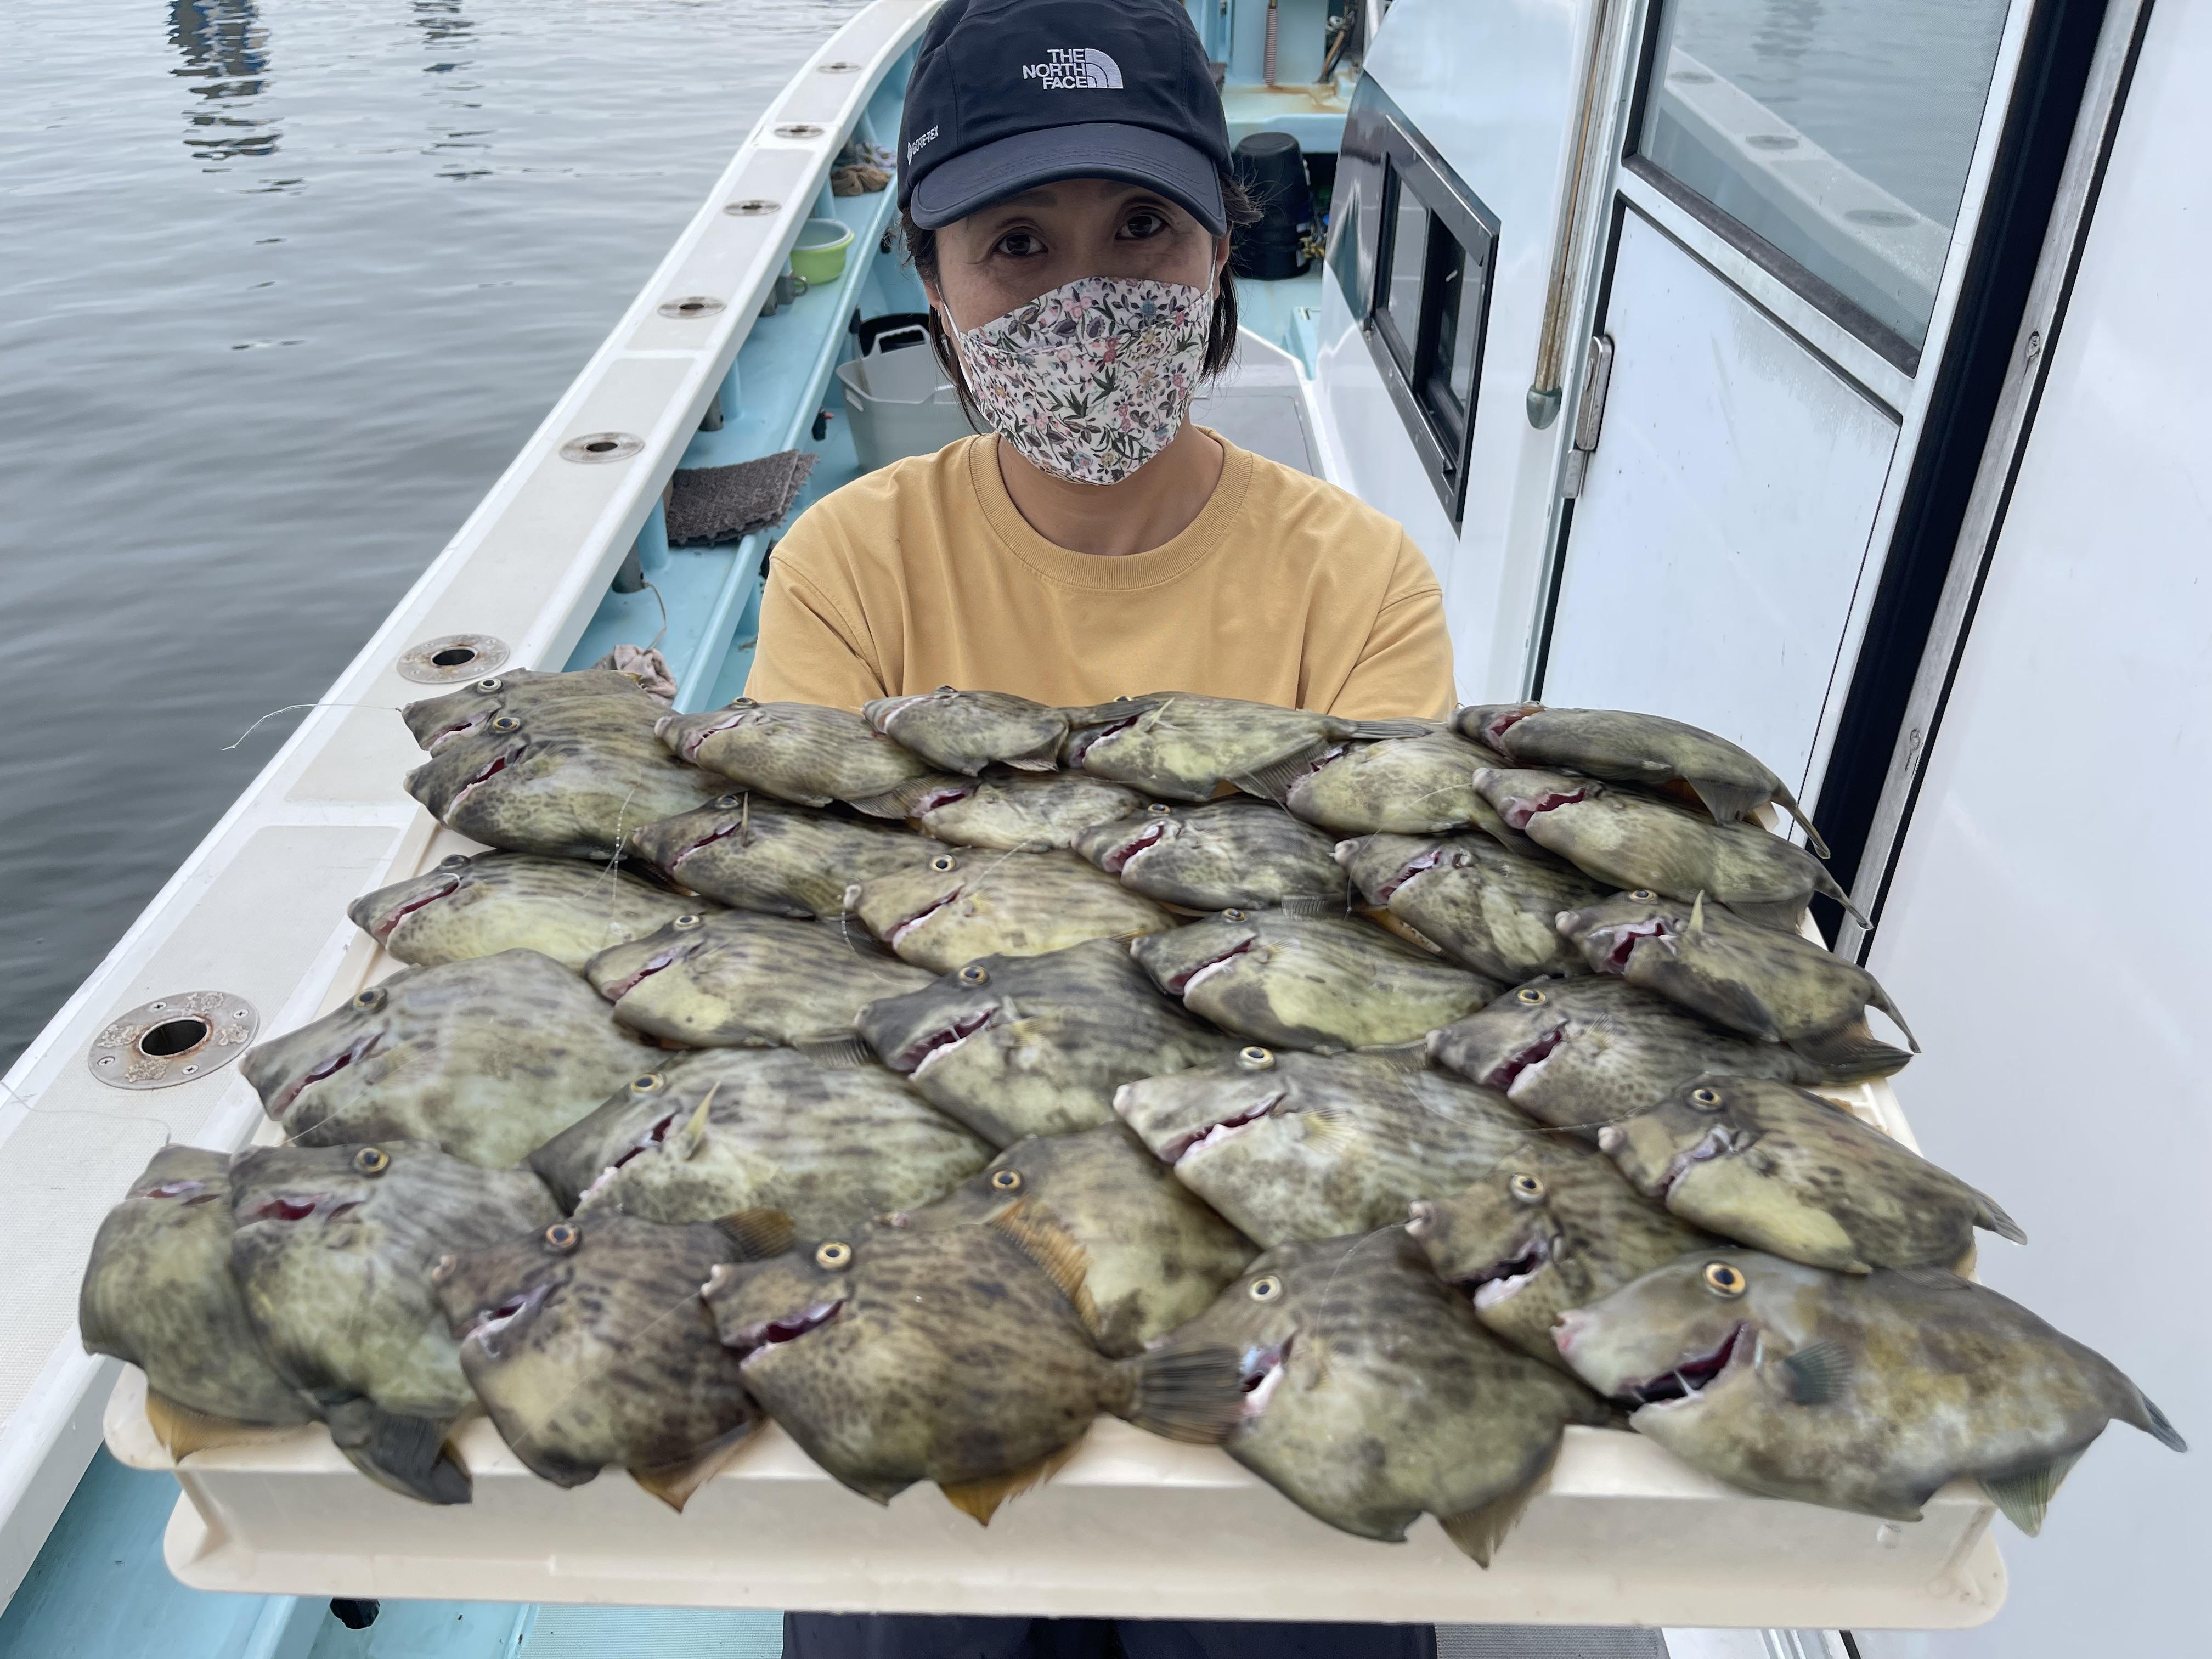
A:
789,217,854,286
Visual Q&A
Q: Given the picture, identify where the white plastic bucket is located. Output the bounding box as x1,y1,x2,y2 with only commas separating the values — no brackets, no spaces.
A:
834,343,977,473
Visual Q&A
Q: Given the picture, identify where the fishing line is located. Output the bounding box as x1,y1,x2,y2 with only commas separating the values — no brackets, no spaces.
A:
591,785,642,947
639,579,670,653
0,1074,178,1145
222,701,406,752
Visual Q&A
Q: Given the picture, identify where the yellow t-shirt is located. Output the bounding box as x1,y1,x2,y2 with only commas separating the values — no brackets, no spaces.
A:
743,433,1453,719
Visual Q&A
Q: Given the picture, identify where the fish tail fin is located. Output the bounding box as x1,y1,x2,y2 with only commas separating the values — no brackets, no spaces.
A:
1119,1346,1244,1444
629,1420,762,1513
1005,738,1063,772
989,1206,1101,1338
1974,1192,2028,1245
938,1436,1088,1526
1809,862,1870,926
794,1033,876,1069
323,1399,470,1506
1789,1019,1914,1081
1343,719,1431,741
143,1391,273,1460
1775,784,1832,859
1865,979,1922,1052
1982,1447,2087,1536
1277,893,1344,918
848,773,961,820
2135,1390,2187,1453
1438,1446,1558,1567
713,1207,797,1260
1239,754,1316,804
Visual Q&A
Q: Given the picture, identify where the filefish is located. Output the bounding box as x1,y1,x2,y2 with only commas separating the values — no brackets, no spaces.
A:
1114,1048,1540,1247
1472,768,1857,929
432,1209,791,1509
884,770,1153,852
227,1140,561,1504
402,668,654,753
585,912,931,1053
702,1217,1243,1521
1460,703,1829,856
348,850,704,971
863,687,1069,774
1068,693,1431,803
857,939,1238,1146
541,1049,989,1232
1132,910,1498,1052
78,1146,318,1455
845,849,1175,974
1076,799,1348,912
631,793,946,918
1273,725,1520,844
1552,1249,2185,1532
405,687,724,860
1558,890,1916,1076
1597,1077,2024,1273
659,699,930,814
1149,1233,1607,1564
241,950,654,1168
890,1125,1257,1357
1426,978,1826,1135
1337,832,1609,983
1404,1141,1713,1368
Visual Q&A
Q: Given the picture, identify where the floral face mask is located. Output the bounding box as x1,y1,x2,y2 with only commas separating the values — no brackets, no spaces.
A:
945,272,1215,487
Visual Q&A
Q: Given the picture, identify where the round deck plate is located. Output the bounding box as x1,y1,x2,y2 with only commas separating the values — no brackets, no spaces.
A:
397,633,511,684
88,992,259,1091
559,431,644,464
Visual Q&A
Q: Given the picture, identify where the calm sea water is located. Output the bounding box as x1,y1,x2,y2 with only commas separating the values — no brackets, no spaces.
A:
1,0,862,1071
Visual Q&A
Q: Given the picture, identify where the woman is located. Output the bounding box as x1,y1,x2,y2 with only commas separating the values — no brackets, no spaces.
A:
769,3,1445,1657
747,0,1452,722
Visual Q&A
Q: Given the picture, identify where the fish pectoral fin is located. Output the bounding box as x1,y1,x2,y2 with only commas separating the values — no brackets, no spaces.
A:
938,1436,1088,1527
1120,1345,1244,1444
1779,1339,1856,1406
143,1391,278,1460
794,1032,876,1069
1974,1191,2028,1245
629,1421,762,1513
713,1207,797,1261
1350,1040,1432,1073
1438,1451,1557,1568
1342,719,1431,742
989,1207,1102,1337
1788,1019,1914,1081
1238,754,1317,804
323,1398,471,1506
1982,1447,2086,1536
1685,778,1770,830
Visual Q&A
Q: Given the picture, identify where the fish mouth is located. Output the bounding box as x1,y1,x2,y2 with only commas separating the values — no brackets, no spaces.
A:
1460,1234,1556,1310
1165,935,1255,996
889,888,962,947
367,877,461,943
899,1009,995,1074
725,1298,848,1366
911,781,977,817
1238,1333,1294,1420
464,1282,551,1361
1498,788,1587,833
140,1178,220,1205
1654,1125,1742,1200
1589,919,1671,973
676,709,751,763
1099,818,1177,874
1375,845,1464,904
1482,1023,1565,1094
244,1193,362,1225
669,816,747,869
1064,716,1138,769
1160,1088,1286,1165
1477,708,1538,750
1615,1322,1753,1410
426,713,488,753
270,1032,382,1117
575,1109,683,1203
599,936,706,1001
866,692,932,735
447,747,522,815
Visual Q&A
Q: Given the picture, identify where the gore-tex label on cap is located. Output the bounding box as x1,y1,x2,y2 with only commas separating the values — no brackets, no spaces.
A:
1023,48,1123,90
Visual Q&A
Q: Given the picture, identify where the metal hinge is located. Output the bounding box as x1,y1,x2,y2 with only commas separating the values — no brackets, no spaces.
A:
1560,333,1615,500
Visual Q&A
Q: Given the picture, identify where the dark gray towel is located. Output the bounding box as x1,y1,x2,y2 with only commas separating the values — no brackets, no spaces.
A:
666,448,818,546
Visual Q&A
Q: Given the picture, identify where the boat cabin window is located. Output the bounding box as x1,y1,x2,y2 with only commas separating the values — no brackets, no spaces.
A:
1333,83,1498,527
1632,0,2011,365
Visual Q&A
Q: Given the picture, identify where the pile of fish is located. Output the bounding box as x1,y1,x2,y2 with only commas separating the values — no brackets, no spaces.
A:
81,676,2183,1562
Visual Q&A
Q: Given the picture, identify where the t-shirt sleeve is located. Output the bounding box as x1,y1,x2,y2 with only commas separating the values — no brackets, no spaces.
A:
742,541,888,712
1331,532,1457,720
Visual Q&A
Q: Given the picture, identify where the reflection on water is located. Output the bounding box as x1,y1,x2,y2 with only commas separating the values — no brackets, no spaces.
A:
1,1,862,1071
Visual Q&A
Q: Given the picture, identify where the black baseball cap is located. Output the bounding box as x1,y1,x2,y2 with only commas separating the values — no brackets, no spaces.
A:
898,0,1231,235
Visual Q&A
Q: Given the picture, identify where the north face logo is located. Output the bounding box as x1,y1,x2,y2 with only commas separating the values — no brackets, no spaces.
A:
1022,47,1124,90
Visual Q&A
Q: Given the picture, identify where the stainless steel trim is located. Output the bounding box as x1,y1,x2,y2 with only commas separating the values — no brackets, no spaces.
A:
1528,0,1625,427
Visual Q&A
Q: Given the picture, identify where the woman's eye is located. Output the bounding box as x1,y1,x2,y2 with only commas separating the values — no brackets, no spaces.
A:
1121,209,1169,239
994,230,1042,258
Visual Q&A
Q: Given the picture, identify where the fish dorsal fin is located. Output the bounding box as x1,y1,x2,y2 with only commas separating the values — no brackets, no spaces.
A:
937,1435,1088,1526
143,1391,268,1460
1974,1192,2028,1245
1788,1019,1914,1081
2137,1391,2187,1452
795,1033,876,1069
989,1207,1101,1337
1780,1339,1855,1405
1688,891,1706,934
1772,783,1832,860
713,1207,796,1260
628,1420,761,1513
672,1084,719,1160
1438,1454,1554,1568
1866,979,1922,1053
1983,1447,2086,1536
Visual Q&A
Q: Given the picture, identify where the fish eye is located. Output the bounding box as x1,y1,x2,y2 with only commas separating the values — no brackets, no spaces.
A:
351,1147,391,1177
958,963,989,985
989,1169,1022,1192
1223,909,1249,922
439,853,470,869
1510,1172,1544,1202
1248,1275,1282,1302
1703,1261,1747,1298
715,793,744,809
352,985,388,1012
490,714,522,733
815,1240,853,1271
726,697,757,709
430,1252,457,1285
930,855,957,872
545,1222,581,1254
473,676,502,693
1689,1086,1724,1111
1629,889,1656,901
1237,1046,1274,1071
630,1073,665,1093
1147,802,1173,816
672,914,702,930
1516,986,1547,1006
